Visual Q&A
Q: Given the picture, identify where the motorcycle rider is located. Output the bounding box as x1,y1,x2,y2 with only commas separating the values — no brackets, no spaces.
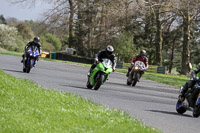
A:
88,45,116,76
179,63,200,101
126,50,149,78
21,36,42,66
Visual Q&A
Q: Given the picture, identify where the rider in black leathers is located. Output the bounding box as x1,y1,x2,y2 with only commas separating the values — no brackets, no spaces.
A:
88,45,116,76
179,63,200,101
21,36,42,66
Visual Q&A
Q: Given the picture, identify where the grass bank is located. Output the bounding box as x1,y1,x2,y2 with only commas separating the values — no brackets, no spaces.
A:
0,70,160,133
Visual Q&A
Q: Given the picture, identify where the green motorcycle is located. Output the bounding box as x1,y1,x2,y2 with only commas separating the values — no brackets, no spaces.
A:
86,59,113,90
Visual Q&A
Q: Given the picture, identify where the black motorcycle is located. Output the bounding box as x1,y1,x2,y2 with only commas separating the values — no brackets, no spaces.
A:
176,79,200,117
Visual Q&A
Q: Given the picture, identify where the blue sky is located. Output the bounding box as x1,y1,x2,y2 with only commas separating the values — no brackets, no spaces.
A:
0,0,52,21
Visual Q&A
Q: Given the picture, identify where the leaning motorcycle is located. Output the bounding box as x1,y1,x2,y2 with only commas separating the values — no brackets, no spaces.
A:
86,59,113,90
23,46,40,73
176,75,200,117
127,61,146,86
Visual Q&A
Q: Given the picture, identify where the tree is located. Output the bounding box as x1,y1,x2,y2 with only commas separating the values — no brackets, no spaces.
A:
0,24,25,51
0,14,7,24
113,31,138,62
16,22,34,41
41,33,62,51
172,0,200,74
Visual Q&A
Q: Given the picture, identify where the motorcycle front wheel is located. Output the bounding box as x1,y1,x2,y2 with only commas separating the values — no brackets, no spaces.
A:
26,59,33,73
94,73,102,90
176,101,187,114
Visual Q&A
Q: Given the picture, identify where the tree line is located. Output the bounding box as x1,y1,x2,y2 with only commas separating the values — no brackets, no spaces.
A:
1,0,200,75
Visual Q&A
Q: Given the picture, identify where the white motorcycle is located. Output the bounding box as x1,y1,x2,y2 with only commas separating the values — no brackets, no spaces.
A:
127,61,146,86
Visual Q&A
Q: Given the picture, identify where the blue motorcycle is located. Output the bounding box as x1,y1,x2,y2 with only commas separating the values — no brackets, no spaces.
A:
176,78,200,117
23,46,40,73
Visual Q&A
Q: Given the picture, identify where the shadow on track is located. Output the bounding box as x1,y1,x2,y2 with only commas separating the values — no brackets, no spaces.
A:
2,69,24,73
146,109,192,117
106,82,128,87
61,84,95,91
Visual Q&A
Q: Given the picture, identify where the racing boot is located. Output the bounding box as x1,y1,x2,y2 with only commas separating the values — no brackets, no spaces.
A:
126,68,131,77
126,72,129,77
87,68,92,77
21,54,25,63
178,83,188,102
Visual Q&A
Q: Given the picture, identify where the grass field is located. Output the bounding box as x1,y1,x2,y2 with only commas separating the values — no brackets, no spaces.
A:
0,70,161,133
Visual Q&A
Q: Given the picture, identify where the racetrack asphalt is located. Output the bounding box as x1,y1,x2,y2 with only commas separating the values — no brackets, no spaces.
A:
0,54,199,133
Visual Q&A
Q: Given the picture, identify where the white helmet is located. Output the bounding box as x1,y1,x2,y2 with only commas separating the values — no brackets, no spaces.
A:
106,45,114,55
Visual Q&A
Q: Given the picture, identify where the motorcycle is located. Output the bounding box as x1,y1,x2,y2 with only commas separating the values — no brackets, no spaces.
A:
86,59,113,90
127,61,146,86
176,77,200,117
23,46,40,73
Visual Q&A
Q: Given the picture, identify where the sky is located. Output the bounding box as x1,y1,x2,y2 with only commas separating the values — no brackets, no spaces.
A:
0,0,53,21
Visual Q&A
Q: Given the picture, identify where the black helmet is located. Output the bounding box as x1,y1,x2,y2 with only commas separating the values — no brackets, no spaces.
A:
140,50,146,57
105,45,114,55
33,36,40,43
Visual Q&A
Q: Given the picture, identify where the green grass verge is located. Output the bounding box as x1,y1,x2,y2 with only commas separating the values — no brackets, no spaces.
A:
0,50,23,57
0,70,161,133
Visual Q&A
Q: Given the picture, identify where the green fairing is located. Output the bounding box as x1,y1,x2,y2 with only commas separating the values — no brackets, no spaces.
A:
90,62,112,86
197,72,200,78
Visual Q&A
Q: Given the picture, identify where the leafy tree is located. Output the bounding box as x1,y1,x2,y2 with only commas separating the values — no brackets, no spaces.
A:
0,24,25,51
0,14,7,24
112,32,138,63
16,22,34,41
40,33,62,51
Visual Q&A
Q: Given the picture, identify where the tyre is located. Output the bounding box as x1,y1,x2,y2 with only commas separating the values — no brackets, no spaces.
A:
132,74,138,86
132,80,137,86
26,59,32,73
94,73,102,90
193,105,200,117
176,101,187,114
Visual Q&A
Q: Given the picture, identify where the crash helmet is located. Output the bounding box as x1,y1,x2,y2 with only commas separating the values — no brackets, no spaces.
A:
140,49,147,57
105,45,114,55
33,36,40,44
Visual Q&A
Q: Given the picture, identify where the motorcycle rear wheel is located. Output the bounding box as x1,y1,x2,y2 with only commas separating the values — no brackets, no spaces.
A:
193,105,200,117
